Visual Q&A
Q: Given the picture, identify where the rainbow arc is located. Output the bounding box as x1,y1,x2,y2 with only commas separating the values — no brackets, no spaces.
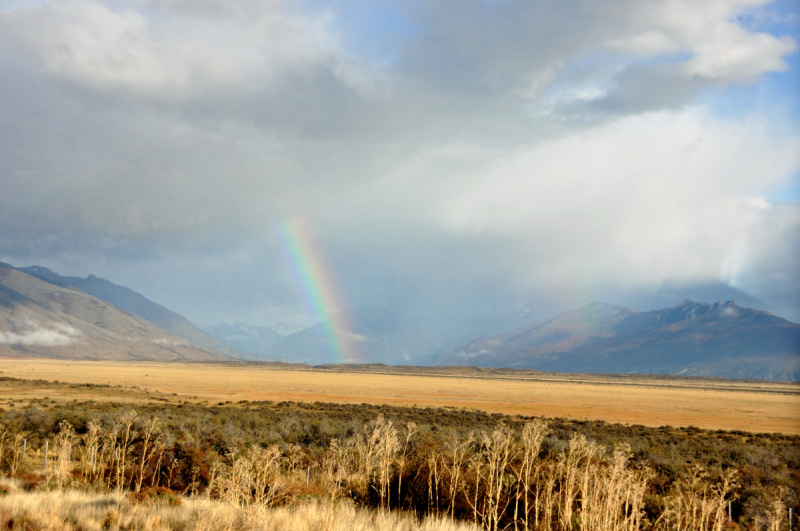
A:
276,217,358,363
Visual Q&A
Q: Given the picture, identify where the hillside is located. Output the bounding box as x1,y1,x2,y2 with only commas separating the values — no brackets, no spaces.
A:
0,265,229,361
269,305,442,365
438,300,800,380
16,265,248,360
203,322,284,360
267,305,544,365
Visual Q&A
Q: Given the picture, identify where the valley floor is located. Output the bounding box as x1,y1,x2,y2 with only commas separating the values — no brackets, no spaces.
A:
1,358,798,434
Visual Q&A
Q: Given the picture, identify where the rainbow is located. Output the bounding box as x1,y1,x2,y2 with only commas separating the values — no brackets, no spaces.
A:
275,217,358,363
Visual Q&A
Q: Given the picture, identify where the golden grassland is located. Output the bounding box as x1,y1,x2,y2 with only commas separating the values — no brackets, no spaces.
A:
1,358,798,434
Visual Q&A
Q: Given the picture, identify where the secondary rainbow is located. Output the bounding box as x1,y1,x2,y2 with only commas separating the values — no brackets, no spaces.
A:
276,217,357,363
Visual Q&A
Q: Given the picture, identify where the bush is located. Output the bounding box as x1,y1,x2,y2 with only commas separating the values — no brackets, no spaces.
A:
128,486,181,507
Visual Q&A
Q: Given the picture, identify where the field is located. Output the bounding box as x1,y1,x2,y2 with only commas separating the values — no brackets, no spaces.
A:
0,358,798,434
1,358,799,530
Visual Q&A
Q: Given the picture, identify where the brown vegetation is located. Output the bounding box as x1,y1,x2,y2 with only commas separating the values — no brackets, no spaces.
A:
0,388,797,530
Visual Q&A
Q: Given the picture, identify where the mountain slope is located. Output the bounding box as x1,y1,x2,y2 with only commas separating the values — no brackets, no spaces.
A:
203,322,284,359
270,305,443,365
0,266,229,361
439,300,800,380
268,305,545,365
17,265,247,360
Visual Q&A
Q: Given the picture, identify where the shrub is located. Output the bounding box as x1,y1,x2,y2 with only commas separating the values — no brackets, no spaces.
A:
129,486,181,506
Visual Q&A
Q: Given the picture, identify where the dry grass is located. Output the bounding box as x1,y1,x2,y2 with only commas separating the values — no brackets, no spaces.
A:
1,359,798,434
0,407,794,530
0,486,479,531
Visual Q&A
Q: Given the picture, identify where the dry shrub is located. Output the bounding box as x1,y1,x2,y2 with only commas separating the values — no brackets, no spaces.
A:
654,465,738,531
211,445,284,506
129,486,181,507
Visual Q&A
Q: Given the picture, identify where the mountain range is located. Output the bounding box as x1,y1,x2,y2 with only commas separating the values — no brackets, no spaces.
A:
15,265,249,360
0,264,228,361
437,300,800,380
202,322,285,360
266,305,544,365
1,262,797,380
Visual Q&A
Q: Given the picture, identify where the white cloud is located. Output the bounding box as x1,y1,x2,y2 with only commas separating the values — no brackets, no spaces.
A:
440,107,799,289
0,0,369,101
720,202,800,316
151,337,189,346
346,332,373,343
622,0,797,81
684,24,796,81
3,0,233,99
605,31,681,57
0,321,80,346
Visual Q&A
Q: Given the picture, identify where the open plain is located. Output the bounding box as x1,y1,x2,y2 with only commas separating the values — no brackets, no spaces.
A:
1,358,798,434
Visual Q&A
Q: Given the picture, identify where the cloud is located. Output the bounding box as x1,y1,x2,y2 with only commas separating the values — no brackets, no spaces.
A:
0,321,80,346
0,0,797,325
720,201,800,318
151,337,189,346
0,0,372,102
346,332,373,344
438,108,799,287
543,0,798,115
602,0,797,80
683,25,796,81
3,0,234,100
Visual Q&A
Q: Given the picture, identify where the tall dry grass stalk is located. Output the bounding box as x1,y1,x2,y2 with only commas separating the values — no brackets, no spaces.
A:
762,487,790,531
210,445,283,507
397,421,419,507
654,466,737,531
0,424,7,470
512,420,548,531
375,416,401,509
7,433,26,478
482,426,516,531
134,416,162,492
53,421,76,481
445,432,470,520
79,419,102,482
115,411,138,493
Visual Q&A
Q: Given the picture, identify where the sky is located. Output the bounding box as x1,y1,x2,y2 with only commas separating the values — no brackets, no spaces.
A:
0,0,798,329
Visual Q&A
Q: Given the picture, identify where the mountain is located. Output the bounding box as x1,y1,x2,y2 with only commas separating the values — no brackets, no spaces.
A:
0,265,229,361
438,300,800,380
269,305,441,365
16,265,248,360
268,305,544,365
202,322,284,360
418,309,545,355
